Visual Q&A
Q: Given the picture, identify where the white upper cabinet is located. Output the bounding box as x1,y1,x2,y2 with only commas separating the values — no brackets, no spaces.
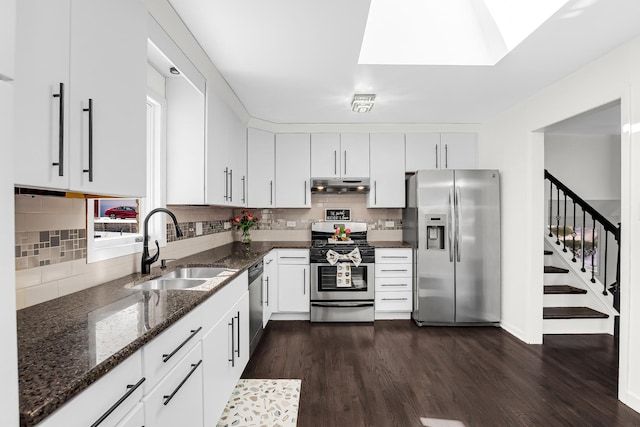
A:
0,0,15,79
275,134,311,208
368,133,406,208
206,88,247,206
340,133,370,178
166,76,206,205
311,133,340,178
14,0,147,197
247,128,275,208
311,133,369,179
440,133,477,169
405,133,477,172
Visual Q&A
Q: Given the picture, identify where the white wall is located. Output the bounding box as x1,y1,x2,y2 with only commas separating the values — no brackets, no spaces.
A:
545,133,621,200
479,35,640,412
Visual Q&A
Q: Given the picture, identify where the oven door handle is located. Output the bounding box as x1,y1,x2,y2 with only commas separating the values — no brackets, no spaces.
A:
311,302,374,308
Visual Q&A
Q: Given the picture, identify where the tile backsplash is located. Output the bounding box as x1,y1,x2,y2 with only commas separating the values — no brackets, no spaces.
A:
15,229,86,270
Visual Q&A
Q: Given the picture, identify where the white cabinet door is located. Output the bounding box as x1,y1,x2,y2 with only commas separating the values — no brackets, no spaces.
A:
247,128,275,208
275,133,311,208
340,133,370,178
368,134,406,208
405,133,440,172
67,0,146,196
14,0,71,190
263,251,278,326
278,264,310,312
14,0,147,197
206,88,232,205
116,403,144,427
166,76,206,204
0,0,15,78
440,133,477,169
230,116,247,207
144,343,204,427
202,291,249,427
311,133,340,178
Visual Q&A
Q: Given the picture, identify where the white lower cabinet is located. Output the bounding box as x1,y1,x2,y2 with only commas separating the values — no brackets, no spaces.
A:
263,250,278,326
375,248,413,318
143,342,203,427
203,291,250,426
115,403,144,427
39,351,144,427
277,250,310,313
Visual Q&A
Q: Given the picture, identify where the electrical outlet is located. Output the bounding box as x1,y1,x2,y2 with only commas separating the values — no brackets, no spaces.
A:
385,221,394,228
196,222,203,236
224,222,231,230
286,221,296,228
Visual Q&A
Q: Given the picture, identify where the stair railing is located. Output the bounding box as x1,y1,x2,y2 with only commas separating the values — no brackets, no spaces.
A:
545,169,620,312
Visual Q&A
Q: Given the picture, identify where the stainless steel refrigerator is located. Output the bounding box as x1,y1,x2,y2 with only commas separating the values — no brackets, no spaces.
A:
403,170,501,326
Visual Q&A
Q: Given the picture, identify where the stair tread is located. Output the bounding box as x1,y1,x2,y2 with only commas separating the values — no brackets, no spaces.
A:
543,306,609,319
544,285,587,295
544,265,569,274
544,250,553,255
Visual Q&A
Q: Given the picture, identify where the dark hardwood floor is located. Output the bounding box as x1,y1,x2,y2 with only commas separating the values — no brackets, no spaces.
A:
242,321,640,427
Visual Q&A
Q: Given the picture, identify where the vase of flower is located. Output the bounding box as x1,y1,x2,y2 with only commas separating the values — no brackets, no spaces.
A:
232,209,259,245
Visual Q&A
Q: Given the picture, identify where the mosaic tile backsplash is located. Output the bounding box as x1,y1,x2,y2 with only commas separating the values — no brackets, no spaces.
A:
15,229,87,270
166,220,228,243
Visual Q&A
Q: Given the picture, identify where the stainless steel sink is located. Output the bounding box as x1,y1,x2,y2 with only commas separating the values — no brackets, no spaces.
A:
160,267,230,279
131,278,207,291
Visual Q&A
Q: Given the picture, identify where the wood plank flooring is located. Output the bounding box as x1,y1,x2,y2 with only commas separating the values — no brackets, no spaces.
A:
242,321,640,427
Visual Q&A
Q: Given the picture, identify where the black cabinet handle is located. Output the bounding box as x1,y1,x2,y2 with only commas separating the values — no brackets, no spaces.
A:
228,319,235,367
235,311,241,358
344,150,347,175
90,377,145,427
52,82,64,176
266,277,270,306
162,360,202,406
381,256,409,259
381,269,408,272
82,99,93,182
380,283,407,287
304,180,307,205
435,144,438,169
162,327,202,363
334,150,337,175
269,180,273,205
381,298,408,301
445,144,448,169
303,269,306,295
229,168,233,202
241,176,246,203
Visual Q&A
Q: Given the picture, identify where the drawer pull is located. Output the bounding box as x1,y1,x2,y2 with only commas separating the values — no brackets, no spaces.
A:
381,256,409,259
90,377,145,427
162,326,202,363
163,360,202,406
380,284,407,287
279,256,307,259
381,298,408,301
381,269,408,272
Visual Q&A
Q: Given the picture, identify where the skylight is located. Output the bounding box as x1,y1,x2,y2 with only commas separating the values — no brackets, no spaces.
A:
358,0,569,66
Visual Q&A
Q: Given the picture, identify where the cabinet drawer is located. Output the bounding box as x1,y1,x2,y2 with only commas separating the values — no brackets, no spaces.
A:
143,305,203,390
376,277,412,292
278,249,309,264
375,291,412,312
40,351,144,427
201,271,248,332
375,263,412,278
375,248,412,263
144,342,204,427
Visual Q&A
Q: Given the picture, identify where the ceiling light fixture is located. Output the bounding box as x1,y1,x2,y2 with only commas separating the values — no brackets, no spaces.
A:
351,94,376,113
169,66,181,75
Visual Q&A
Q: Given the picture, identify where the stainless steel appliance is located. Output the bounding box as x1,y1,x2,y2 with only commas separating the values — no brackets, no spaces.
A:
404,170,501,326
248,259,264,355
310,221,375,322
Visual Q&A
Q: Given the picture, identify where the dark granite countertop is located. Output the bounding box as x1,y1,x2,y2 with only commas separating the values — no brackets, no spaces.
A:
17,241,310,426
368,241,413,248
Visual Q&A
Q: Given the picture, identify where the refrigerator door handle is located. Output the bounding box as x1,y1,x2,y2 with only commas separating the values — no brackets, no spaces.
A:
448,187,454,262
455,186,461,262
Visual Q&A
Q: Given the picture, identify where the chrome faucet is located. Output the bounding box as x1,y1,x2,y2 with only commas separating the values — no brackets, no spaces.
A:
141,208,183,275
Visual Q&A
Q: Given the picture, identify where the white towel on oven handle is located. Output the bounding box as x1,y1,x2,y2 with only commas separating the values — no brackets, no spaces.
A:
326,247,362,267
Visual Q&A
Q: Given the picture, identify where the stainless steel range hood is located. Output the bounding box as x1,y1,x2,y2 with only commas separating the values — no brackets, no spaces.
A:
311,178,370,193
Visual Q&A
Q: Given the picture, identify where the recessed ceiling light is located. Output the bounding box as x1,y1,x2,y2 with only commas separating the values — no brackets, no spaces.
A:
351,94,376,113
169,66,181,75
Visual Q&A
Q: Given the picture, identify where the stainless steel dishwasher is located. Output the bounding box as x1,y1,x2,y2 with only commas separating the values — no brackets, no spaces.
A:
248,259,264,356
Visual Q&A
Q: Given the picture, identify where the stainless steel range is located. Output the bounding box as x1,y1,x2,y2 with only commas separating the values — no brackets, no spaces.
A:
310,221,375,322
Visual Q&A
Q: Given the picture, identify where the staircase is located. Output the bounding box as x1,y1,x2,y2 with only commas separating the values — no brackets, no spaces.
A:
543,243,613,334
543,169,620,335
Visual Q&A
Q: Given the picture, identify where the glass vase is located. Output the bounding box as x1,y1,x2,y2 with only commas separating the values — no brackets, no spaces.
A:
241,229,252,244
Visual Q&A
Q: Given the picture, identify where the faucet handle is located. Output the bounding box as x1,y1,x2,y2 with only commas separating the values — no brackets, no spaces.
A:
160,258,176,270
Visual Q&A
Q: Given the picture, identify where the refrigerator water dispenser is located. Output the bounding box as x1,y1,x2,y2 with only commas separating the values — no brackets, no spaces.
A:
425,215,445,250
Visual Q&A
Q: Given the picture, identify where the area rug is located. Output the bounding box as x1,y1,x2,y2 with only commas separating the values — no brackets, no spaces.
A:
420,417,467,427
217,379,301,427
